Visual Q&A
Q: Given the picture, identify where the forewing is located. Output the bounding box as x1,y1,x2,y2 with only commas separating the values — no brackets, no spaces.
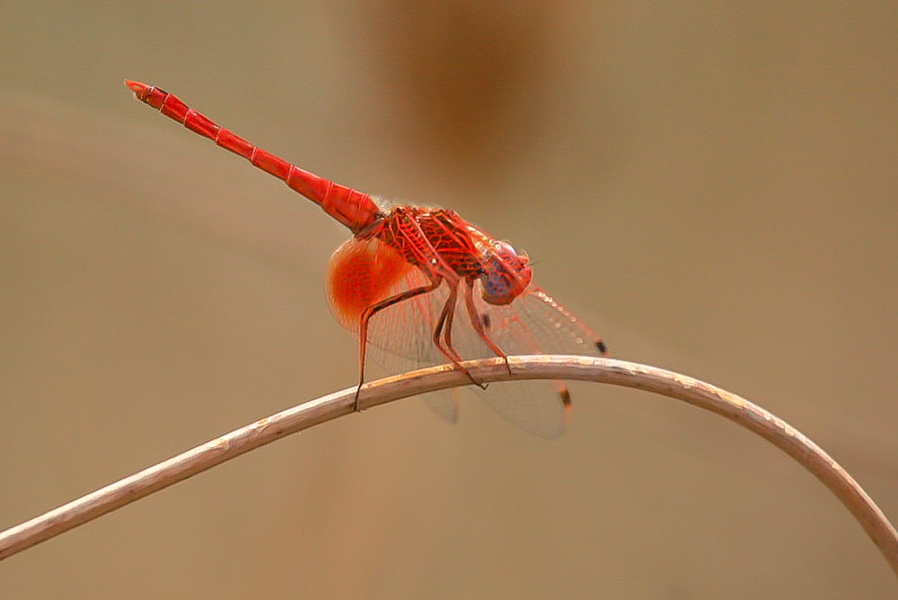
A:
476,285,605,358
459,283,605,438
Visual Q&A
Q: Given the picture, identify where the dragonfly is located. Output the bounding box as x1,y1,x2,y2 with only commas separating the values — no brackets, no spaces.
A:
125,80,607,438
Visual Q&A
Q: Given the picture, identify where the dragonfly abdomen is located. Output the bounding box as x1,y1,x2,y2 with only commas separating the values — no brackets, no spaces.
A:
125,80,383,233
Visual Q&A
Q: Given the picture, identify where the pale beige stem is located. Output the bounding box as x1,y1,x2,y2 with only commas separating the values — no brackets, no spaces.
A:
1,356,895,579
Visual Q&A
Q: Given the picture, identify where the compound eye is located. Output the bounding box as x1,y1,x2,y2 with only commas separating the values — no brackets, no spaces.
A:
480,241,533,305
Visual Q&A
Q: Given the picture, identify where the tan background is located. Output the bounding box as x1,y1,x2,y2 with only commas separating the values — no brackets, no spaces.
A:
1,1,896,598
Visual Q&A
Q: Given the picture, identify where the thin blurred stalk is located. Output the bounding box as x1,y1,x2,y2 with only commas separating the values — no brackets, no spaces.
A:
1,356,896,578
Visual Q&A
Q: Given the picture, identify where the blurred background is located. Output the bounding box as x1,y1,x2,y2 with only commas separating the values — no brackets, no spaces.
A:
1,1,896,598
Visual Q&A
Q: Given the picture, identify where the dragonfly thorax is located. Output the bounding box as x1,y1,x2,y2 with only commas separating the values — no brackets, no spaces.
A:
479,240,532,305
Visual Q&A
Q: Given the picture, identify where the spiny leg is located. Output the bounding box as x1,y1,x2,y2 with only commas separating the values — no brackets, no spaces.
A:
355,276,443,411
462,279,513,375
432,282,486,390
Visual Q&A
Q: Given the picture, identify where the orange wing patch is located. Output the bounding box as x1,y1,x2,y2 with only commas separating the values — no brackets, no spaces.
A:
326,237,416,333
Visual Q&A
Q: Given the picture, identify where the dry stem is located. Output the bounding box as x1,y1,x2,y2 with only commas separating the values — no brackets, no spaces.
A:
1,356,895,579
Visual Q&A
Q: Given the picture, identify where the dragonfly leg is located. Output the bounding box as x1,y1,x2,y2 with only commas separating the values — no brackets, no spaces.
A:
354,275,443,411
432,282,486,390
462,280,512,375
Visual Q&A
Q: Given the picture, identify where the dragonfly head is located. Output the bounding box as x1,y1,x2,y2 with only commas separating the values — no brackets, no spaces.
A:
480,241,533,305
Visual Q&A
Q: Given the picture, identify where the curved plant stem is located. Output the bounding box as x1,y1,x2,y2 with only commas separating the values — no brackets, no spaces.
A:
1,356,896,578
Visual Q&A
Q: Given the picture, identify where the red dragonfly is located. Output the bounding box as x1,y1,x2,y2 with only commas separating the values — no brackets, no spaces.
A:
125,80,607,437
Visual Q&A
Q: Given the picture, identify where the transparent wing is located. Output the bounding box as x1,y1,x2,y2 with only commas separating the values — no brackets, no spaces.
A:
327,236,605,437
469,284,605,438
